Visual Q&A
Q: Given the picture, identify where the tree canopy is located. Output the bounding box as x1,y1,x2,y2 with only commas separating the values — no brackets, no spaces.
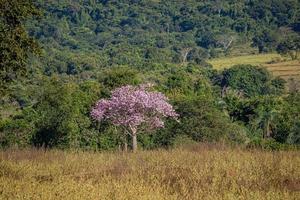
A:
0,0,40,95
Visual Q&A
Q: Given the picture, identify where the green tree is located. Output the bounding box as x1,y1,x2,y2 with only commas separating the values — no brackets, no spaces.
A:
287,122,300,145
31,77,101,148
171,96,248,144
252,96,282,138
98,67,140,96
221,65,282,97
0,0,40,95
252,30,279,53
273,93,300,144
277,35,300,60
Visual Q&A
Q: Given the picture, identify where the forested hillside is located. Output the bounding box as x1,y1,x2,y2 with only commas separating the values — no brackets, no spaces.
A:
0,0,300,150
27,0,300,75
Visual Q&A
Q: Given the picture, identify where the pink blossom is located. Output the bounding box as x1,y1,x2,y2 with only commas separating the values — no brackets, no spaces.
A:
91,84,178,133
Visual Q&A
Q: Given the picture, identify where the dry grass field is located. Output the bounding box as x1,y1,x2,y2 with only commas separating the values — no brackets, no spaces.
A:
208,54,282,70
0,145,299,200
265,60,300,80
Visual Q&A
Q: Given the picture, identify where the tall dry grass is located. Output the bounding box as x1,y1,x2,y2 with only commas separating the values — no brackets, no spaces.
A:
0,145,299,200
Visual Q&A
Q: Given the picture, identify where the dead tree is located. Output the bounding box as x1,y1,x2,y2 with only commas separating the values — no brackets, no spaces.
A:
180,47,192,65
218,36,234,51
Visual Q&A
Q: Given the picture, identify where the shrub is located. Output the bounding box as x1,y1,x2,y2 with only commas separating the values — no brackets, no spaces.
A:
171,135,197,147
170,96,249,144
221,64,283,97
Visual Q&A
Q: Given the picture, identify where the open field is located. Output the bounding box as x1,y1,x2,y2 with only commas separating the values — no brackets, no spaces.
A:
0,146,299,200
265,60,300,80
208,54,282,70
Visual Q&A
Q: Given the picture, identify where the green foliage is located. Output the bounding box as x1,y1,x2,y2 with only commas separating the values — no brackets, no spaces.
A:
0,0,40,95
171,135,197,148
160,65,215,98
220,64,283,97
252,29,279,53
273,93,300,144
251,96,283,138
276,35,300,60
0,116,33,148
30,77,101,148
162,96,249,144
287,122,300,145
0,77,102,148
99,67,140,93
21,0,299,76
247,138,283,151
270,77,286,95
224,92,300,146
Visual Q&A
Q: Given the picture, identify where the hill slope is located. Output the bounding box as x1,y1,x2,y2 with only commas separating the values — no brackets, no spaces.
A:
27,0,300,75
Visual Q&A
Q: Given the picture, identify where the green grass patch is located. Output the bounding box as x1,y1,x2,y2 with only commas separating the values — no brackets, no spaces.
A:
208,53,282,70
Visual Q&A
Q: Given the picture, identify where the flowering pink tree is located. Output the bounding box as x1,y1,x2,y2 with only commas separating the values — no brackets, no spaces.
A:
91,84,178,152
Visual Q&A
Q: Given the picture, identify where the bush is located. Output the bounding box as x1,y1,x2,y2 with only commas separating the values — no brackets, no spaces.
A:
171,135,197,147
0,118,33,148
169,96,249,144
221,65,283,97
246,137,296,151
262,139,284,151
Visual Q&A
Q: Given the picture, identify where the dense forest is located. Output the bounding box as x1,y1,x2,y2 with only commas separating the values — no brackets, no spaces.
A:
0,0,299,150
28,0,300,72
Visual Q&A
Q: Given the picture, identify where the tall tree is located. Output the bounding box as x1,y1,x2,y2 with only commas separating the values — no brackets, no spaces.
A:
252,29,279,53
221,65,274,97
252,96,282,138
276,35,300,60
0,0,40,96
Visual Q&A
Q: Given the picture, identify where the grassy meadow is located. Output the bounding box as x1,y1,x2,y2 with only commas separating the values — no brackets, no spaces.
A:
208,53,282,70
0,145,299,200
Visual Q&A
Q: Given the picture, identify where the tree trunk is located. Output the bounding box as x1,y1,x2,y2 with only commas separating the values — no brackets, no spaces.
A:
265,120,271,138
132,134,137,152
129,126,138,152
221,86,227,97
180,48,192,65
124,141,128,152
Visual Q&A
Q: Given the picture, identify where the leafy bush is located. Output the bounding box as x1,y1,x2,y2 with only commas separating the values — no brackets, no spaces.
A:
171,135,197,147
169,96,249,144
221,64,284,97
0,117,34,148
